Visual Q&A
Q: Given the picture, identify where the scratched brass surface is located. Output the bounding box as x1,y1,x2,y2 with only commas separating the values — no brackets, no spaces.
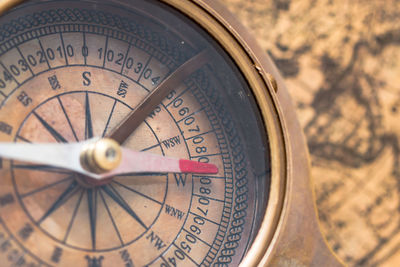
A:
222,0,400,266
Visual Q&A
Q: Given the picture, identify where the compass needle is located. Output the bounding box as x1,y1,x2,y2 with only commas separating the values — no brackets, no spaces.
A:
0,139,218,178
0,0,340,266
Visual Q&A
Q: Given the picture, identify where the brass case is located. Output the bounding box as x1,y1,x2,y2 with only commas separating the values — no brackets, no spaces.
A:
0,0,344,266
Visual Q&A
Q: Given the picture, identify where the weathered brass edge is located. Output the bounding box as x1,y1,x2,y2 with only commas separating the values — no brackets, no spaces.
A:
163,0,344,266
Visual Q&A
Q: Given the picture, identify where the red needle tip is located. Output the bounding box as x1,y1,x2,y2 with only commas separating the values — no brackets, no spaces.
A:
179,159,218,174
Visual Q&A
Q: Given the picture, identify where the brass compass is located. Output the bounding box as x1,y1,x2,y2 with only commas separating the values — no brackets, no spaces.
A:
0,0,342,266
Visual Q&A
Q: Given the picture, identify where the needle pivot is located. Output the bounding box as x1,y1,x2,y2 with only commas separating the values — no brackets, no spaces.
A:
80,138,122,173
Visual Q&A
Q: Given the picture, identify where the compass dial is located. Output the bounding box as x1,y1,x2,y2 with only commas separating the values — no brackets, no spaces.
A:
0,1,274,266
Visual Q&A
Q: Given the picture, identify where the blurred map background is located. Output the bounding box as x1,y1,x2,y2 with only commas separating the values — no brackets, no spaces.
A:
221,0,400,266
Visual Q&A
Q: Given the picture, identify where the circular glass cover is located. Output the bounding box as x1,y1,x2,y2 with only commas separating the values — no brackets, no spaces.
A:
0,0,271,266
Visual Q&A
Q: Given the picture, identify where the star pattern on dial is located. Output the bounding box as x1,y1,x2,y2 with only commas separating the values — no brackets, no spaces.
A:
12,91,168,251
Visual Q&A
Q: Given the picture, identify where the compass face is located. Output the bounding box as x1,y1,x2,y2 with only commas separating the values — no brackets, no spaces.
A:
0,0,271,266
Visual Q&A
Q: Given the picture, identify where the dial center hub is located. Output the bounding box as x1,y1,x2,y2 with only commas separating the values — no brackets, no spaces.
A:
80,138,122,174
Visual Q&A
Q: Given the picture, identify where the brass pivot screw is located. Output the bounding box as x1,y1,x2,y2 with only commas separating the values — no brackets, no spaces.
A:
80,138,122,174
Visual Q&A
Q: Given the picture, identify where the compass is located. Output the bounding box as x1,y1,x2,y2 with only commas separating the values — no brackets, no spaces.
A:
0,0,342,266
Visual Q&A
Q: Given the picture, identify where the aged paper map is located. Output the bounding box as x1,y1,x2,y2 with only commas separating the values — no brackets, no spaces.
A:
222,0,400,266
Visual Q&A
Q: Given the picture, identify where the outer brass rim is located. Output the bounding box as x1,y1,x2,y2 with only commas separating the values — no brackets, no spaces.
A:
160,0,289,266
0,0,291,265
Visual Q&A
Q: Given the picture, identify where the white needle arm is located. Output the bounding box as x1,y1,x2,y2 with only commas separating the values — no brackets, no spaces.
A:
0,140,88,173
0,139,218,179
108,147,218,177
